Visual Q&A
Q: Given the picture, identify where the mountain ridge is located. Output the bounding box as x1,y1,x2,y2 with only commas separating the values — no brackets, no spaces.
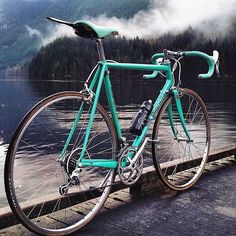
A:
0,0,149,69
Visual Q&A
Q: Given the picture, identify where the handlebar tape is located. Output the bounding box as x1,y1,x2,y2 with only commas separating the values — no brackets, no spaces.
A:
183,51,215,79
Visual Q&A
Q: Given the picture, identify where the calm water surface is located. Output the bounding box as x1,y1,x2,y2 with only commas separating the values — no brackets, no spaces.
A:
0,76,236,208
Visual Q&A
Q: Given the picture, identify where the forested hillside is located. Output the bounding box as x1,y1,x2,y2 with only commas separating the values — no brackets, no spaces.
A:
2,0,235,77
29,28,236,80
0,0,149,69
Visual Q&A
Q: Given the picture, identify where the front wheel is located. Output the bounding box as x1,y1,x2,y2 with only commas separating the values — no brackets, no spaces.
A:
5,91,118,235
152,88,210,191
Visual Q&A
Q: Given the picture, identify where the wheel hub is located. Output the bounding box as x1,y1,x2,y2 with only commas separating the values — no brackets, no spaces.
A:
62,148,82,174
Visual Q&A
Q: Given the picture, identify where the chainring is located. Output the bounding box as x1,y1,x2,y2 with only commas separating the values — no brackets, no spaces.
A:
118,147,143,186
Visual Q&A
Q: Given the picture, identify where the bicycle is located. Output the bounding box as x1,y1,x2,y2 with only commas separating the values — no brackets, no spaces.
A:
4,16,220,235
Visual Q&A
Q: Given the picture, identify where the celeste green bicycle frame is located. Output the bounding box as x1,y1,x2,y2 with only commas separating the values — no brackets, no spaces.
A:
59,50,216,169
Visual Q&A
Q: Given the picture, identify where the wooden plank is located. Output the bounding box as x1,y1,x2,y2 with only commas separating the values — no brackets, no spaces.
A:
208,146,236,162
129,146,236,194
0,146,235,229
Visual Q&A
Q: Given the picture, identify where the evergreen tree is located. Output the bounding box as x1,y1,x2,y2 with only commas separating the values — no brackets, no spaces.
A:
29,28,236,80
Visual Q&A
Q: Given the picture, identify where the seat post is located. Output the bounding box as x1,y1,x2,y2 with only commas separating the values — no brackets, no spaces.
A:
96,39,106,61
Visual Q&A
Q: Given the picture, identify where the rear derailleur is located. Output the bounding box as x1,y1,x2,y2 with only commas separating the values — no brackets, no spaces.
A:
59,168,81,196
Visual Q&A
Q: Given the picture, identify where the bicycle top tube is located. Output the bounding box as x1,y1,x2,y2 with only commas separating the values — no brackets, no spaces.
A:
47,16,219,80
97,49,219,82
104,61,171,73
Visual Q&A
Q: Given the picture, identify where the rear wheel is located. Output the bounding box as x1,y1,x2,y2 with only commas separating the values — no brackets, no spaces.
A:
152,88,210,191
5,91,118,235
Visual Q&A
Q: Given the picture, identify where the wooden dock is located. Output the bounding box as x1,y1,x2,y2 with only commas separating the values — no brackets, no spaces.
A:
0,146,235,234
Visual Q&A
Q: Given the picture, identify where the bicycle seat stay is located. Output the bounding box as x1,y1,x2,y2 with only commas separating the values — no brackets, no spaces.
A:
47,16,119,39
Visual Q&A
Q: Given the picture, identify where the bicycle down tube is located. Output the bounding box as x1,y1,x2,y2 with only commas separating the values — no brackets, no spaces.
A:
60,51,214,168
59,60,183,169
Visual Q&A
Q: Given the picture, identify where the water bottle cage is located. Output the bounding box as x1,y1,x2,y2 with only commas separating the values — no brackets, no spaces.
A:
129,100,153,135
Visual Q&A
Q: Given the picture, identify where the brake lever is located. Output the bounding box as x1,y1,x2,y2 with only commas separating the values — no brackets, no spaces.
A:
215,60,220,78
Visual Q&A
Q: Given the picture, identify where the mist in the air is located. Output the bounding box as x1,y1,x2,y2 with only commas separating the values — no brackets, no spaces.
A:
31,0,236,46
87,0,236,39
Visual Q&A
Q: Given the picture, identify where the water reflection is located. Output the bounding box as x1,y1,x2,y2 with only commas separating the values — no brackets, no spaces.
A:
1,77,236,155
0,77,236,208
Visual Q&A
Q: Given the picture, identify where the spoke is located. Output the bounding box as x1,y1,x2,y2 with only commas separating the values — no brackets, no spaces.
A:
196,114,205,126
53,105,65,146
18,160,57,178
79,185,86,215
178,141,194,160
177,142,185,175
86,137,112,152
184,96,194,120
34,165,62,221
19,140,57,159
86,118,106,148
190,106,202,126
157,141,179,162
51,197,62,214
16,178,52,197
154,91,209,189
36,115,62,146
99,170,112,188
89,147,113,156
81,182,100,204
74,106,94,150
160,124,175,138
155,139,178,160
26,165,61,218
191,142,204,157
171,143,183,177
10,94,116,232
72,104,92,151
20,179,53,214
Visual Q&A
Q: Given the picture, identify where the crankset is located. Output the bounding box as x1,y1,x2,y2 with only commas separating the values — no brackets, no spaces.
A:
118,147,143,186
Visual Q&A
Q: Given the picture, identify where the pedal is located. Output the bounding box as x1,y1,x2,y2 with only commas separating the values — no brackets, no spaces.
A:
149,139,160,144
174,137,193,143
144,150,152,155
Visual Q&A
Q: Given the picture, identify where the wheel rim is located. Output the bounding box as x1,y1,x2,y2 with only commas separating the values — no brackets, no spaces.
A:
153,90,210,190
6,92,117,234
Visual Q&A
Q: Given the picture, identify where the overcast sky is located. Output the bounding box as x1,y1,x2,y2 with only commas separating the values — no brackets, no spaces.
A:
89,0,236,39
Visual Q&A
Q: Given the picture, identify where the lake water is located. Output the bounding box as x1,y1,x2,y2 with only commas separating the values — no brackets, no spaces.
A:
0,76,236,208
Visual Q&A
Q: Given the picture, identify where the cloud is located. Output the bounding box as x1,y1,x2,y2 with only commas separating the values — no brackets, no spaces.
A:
42,24,74,46
26,25,42,38
40,0,236,47
25,24,74,47
86,0,236,39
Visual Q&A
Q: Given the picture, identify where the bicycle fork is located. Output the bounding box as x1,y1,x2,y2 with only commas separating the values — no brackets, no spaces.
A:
168,88,192,142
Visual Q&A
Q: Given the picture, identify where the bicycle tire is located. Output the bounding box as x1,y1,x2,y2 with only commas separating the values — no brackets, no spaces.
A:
152,88,210,191
5,91,118,235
